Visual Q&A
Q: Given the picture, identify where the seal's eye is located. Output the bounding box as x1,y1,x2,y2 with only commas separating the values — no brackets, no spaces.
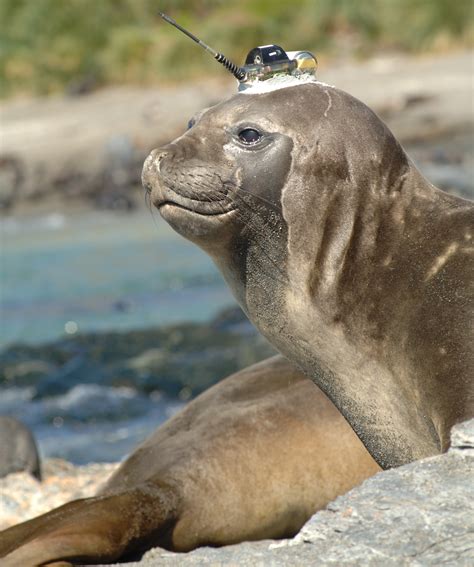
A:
238,128,261,145
187,118,195,130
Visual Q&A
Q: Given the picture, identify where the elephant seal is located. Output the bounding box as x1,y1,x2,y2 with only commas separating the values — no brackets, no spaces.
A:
0,356,379,565
0,416,41,480
143,76,474,469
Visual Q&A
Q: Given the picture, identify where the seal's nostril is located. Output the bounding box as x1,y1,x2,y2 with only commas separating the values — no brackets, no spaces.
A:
156,152,168,173
142,148,169,191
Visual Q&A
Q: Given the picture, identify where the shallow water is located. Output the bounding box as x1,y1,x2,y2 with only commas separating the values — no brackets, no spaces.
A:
0,209,239,463
0,209,234,346
0,382,185,463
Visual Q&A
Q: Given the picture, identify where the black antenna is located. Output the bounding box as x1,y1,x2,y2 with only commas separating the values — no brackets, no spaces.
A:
158,12,246,81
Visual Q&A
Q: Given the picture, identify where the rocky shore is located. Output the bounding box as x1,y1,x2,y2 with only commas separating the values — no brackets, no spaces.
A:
0,306,275,401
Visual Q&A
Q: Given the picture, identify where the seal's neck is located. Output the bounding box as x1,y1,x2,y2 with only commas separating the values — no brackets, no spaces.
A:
263,163,470,467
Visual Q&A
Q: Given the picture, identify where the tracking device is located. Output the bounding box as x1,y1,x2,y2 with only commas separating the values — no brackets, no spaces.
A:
158,12,318,89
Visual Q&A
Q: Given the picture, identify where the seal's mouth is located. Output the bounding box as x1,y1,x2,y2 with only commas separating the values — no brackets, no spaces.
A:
142,151,236,219
157,198,235,217
149,180,236,218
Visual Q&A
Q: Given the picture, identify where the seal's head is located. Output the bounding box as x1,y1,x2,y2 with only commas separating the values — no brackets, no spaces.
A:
142,80,299,247
142,78,409,306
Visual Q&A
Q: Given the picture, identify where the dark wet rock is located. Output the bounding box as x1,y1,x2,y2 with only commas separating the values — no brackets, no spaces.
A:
112,299,133,313
0,155,23,211
66,73,100,97
125,341,275,397
1,360,56,388
0,417,41,480
32,356,110,399
121,419,474,566
0,308,276,400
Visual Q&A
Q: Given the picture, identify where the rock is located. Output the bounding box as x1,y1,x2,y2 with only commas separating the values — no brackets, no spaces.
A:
209,305,251,333
451,420,474,454
0,155,23,211
0,314,275,400
114,419,474,566
1,359,56,387
0,417,41,480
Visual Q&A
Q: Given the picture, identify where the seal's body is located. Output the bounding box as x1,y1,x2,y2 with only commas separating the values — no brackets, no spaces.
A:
143,79,474,468
0,356,378,565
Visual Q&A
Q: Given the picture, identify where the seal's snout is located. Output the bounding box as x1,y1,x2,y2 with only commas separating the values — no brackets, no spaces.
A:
142,149,166,183
142,143,236,219
142,148,168,204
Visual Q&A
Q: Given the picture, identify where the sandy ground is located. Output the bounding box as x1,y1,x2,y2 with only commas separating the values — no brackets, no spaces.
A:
0,460,117,530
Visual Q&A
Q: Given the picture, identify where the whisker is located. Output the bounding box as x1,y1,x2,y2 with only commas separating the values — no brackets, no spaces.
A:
144,190,162,230
210,189,289,284
148,179,291,287
221,179,281,214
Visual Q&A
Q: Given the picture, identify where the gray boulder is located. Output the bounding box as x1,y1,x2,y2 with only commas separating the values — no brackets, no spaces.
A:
0,417,41,481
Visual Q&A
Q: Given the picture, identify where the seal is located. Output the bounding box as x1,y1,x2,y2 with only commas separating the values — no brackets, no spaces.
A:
0,416,41,481
0,356,378,565
142,77,474,469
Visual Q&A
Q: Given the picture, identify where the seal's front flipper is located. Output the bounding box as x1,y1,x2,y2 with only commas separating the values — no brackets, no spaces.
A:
0,482,179,566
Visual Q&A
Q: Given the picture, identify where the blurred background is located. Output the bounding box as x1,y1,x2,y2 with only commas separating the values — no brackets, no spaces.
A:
1,0,473,96
0,0,473,465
